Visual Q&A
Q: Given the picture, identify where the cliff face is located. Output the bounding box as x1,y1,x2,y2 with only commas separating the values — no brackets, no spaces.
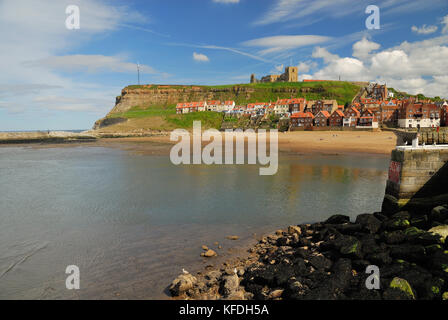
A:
107,82,364,116
108,86,256,115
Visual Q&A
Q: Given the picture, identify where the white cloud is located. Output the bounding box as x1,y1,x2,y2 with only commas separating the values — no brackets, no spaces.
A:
254,0,447,27
23,55,158,74
442,14,448,34
411,25,438,35
213,0,240,3
193,52,210,62
308,36,448,98
297,61,317,73
242,35,331,55
352,37,381,60
312,47,339,63
0,0,165,123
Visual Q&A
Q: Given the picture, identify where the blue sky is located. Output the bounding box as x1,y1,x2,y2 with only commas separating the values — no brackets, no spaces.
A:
1,0,448,130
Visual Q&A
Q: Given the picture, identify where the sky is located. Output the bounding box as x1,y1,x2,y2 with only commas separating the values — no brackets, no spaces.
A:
1,0,448,131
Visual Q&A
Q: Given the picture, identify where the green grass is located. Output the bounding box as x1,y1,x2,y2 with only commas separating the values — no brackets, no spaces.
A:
109,104,176,118
165,112,223,129
124,81,362,106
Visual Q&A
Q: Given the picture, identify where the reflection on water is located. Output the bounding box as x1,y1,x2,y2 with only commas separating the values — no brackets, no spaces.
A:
0,146,389,299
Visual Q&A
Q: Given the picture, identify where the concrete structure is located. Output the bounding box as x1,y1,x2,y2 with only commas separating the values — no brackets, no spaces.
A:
250,66,298,83
383,145,448,213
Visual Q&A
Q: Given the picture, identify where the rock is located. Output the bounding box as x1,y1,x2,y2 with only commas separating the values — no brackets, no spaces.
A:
431,205,448,222
287,225,302,236
383,218,410,231
226,235,240,240
383,230,406,244
202,249,217,257
340,239,363,259
385,277,416,300
169,274,197,296
410,215,428,229
333,223,362,235
428,225,448,243
325,214,350,224
366,251,392,266
202,245,209,251
356,214,382,234
220,274,240,297
309,254,333,271
205,271,222,286
391,211,411,220
443,292,448,300
267,289,284,299
389,244,425,262
373,212,388,222
425,244,443,255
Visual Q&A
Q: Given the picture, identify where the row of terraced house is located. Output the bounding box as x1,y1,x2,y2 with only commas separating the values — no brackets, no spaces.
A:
176,97,448,129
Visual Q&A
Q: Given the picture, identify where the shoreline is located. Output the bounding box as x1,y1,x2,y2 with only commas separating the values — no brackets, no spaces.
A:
169,207,448,300
1,131,397,157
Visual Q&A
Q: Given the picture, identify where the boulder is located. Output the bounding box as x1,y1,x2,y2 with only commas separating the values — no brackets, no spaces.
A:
202,249,217,257
325,214,350,224
169,273,197,296
267,289,284,299
308,254,333,271
287,225,302,236
431,206,448,223
220,274,240,297
383,277,416,300
356,214,382,234
429,225,448,243
205,270,222,286
389,244,426,262
410,215,428,229
383,230,406,244
340,239,363,259
383,218,411,231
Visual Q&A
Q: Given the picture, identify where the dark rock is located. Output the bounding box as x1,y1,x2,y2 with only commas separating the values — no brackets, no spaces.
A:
340,239,363,259
431,205,448,223
383,218,411,231
333,223,363,235
366,251,392,266
425,244,443,255
325,214,350,224
389,244,426,262
410,215,429,229
356,214,382,234
373,212,388,222
404,227,443,245
352,259,371,271
383,230,406,244
391,211,411,220
383,277,416,300
308,254,333,271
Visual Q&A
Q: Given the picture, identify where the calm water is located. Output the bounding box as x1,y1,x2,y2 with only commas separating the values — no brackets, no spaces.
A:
0,145,389,299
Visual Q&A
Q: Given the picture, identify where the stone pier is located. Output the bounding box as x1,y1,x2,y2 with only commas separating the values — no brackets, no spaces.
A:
382,145,448,213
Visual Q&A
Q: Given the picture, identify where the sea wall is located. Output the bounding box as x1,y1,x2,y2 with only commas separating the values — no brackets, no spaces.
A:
382,146,448,213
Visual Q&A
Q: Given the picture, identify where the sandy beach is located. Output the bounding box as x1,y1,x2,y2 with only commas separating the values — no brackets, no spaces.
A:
85,131,398,156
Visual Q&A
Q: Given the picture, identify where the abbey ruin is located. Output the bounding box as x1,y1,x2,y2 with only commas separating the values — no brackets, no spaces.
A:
250,66,298,84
